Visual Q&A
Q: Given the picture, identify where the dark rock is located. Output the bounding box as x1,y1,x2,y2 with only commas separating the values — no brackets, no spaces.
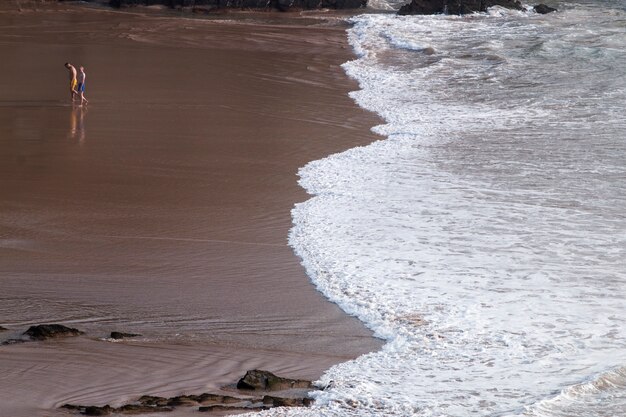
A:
198,405,264,412
84,405,113,416
0,326,8,332
136,392,256,408
117,404,172,414
166,395,199,406
23,324,83,341
110,331,141,340
262,395,312,407
109,0,365,10
533,3,556,13
135,392,255,409
398,0,523,15
60,378,313,416
61,402,172,415
60,404,82,411
137,395,169,407
196,393,246,404
196,393,224,404
236,370,312,391
219,394,247,404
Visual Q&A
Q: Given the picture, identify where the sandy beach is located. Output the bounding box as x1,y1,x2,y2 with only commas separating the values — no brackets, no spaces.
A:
0,3,383,416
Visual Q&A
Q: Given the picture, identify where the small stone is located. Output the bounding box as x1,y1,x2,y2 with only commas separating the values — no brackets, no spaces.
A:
110,331,141,340
533,3,557,13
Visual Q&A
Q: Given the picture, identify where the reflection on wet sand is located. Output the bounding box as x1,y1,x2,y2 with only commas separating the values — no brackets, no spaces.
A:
69,105,86,143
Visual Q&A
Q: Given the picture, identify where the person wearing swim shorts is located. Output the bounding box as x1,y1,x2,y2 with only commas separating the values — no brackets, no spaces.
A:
77,66,89,106
65,62,78,102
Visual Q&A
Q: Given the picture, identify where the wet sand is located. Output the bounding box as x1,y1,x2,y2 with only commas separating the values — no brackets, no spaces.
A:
0,3,383,416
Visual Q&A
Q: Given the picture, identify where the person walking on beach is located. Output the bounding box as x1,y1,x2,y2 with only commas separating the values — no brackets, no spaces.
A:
65,62,78,102
77,66,89,106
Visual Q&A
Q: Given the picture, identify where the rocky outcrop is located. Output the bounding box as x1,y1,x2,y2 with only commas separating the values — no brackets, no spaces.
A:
398,0,523,15
61,403,173,415
110,331,141,339
236,369,313,391
533,3,557,13
109,0,366,10
24,324,84,340
198,404,259,412
62,370,315,415
2,324,84,345
63,393,257,415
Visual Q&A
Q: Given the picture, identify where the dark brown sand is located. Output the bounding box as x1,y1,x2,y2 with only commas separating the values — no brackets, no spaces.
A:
0,2,383,416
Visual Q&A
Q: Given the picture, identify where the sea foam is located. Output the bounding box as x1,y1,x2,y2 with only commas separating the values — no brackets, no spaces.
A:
250,3,626,416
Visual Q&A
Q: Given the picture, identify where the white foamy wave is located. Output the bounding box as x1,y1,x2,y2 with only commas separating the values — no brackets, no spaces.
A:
253,4,626,417
366,0,397,11
527,366,626,417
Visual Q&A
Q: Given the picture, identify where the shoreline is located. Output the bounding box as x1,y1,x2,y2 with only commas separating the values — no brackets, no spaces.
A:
0,3,384,416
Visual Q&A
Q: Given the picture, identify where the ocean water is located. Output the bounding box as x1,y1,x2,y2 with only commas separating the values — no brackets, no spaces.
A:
258,1,626,416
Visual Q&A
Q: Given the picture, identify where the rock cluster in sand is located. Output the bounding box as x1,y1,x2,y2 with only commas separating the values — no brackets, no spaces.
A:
62,370,316,415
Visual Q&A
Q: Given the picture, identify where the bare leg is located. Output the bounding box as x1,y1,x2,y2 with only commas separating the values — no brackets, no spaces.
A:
80,91,88,105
